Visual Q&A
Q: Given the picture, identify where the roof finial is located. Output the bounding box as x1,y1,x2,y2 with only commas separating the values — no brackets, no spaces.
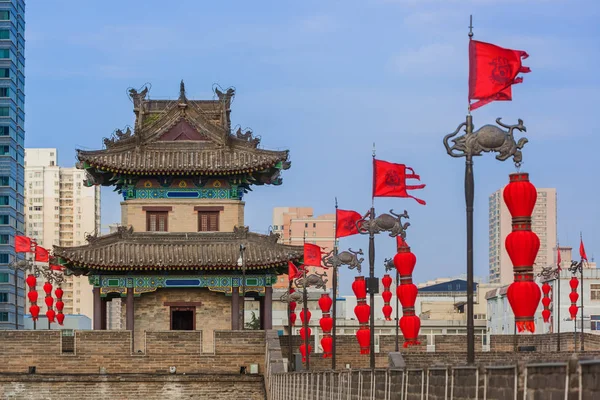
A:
179,80,187,103
468,15,474,39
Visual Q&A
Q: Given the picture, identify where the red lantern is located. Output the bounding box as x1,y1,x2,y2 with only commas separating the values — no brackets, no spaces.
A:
356,328,370,355
570,277,579,290
542,310,551,324
397,284,418,308
46,309,56,323
354,303,370,324
299,344,312,362
321,336,333,358
55,287,64,299
400,315,421,347
26,274,36,289
44,296,54,308
56,301,64,312
542,297,551,308
382,274,392,288
289,301,297,312
43,282,52,295
569,291,579,303
382,291,392,303
503,172,537,218
27,291,38,303
394,244,416,276
505,230,540,269
318,294,333,313
382,305,393,321
299,309,311,324
507,280,541,332
542,283,551,295
319,316,333,333
299,327,312,341
56,313,65,325
29,305,40,321
569,305,579,319
352,276,367,298
290,313,297,326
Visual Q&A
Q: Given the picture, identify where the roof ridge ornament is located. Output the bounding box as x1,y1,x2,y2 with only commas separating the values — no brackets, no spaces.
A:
179,80,188,105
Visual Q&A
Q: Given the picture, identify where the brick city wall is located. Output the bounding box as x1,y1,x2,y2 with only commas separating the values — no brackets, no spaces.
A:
121,198,244,232
0,374,265,400
279,333,600,370
0,330,266,375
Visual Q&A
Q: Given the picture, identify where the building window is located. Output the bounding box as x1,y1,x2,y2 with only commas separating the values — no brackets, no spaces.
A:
0,176,9,186
0,87,8,97
0,30,9,40
0,234,7,244
592,315,600,331
146,211,168,232
0,126,8,135
0,272,8,283
0,312,8,321
591,284,600,301
0,11,9,20
0,215,9,225
0,254,9,263
198,212,219,232
0,293,7,302
0,145,9,155
0,69,8,78
0,49,9,59
305,223,308,228
313,223,316,228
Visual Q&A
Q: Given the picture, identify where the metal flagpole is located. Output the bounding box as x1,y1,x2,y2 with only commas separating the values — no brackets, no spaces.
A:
332,199,338,371
369,144,376,369
395,268,399,352
580,233,585,352
302,232,310,370
288,279,294,371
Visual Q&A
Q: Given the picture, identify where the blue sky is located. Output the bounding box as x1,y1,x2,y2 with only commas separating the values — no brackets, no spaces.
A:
24,0,599,292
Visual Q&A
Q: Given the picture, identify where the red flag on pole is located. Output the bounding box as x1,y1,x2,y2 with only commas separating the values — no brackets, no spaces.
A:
335,209,362,238
580,236,588,261
35,246,49,262
372,159,426,205
288,261,299,281
469,40,531,111
15,235,33,252
304,243,323,267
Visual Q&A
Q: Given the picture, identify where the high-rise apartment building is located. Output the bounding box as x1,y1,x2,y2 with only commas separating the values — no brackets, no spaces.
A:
24,149,100,318
0,0,25,329
272,207,336,289
489,187,557,285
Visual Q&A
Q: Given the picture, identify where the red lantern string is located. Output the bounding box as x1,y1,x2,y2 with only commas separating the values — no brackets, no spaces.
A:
569,277,579,319
352,276,370,354
43,281,55,323
541,282,551,323
289,288,297,326
394,237,420,347
381,274,393,321
55,287,65,326
298,308,311,362
26,274,39,321
318,293,333,358
503,172,541,333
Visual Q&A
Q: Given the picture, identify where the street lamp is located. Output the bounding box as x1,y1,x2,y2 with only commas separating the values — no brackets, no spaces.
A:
237,244,247,330
537,265,561,351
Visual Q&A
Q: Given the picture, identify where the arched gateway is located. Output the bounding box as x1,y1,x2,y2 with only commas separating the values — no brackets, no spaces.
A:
52,82,302,351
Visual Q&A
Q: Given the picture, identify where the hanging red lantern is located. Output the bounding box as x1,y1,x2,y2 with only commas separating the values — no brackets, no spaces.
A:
381,274,393,321
44,296,54,308
299,309,311,324
318,294,333,313
289,301,297,312
505,230,540,268
397,284,418,308
570,277,579,290
354,302,370,324
507,279,541,332
56,301,64,312
43,282,52,295
29,305,40,321
356,327,370,355
321,336,333,358
352,276,367,298
382,274,392,289
569,305,579,319
400,315,421,347
46,309,56,323
27,291,38,303
382,290,392,303
290,313,297,326
569,291,579,303
299,344,312,362
299,327,312,341
26,274,36,289
319,316,333,333
55,287,64,299
542,283,551,295
382,305,393,321
541,310,551,323
541,297,551,308
394,239,416,276
503,172,537,218
56,313,65,325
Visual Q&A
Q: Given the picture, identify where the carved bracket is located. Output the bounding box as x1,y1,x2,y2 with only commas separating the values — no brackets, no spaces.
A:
357,209,410,238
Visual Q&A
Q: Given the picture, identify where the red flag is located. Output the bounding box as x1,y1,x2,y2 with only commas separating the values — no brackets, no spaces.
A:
304,243,323,267
15,235,33,252
557,247,562,271
469,40,531,111
35,246,49,262
336,209,362,238
580,237,588,262
288,261,299,281
372,159,426,205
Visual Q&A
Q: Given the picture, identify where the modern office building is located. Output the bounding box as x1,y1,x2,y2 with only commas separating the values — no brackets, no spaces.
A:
24,149,100,319
0,0,25,330
271,207,336,289
488,187,557,285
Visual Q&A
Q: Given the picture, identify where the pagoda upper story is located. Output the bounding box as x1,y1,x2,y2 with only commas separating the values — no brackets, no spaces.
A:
77,82,290,201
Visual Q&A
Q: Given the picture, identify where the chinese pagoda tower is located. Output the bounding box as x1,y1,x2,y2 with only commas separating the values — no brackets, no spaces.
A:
53,82,302,351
